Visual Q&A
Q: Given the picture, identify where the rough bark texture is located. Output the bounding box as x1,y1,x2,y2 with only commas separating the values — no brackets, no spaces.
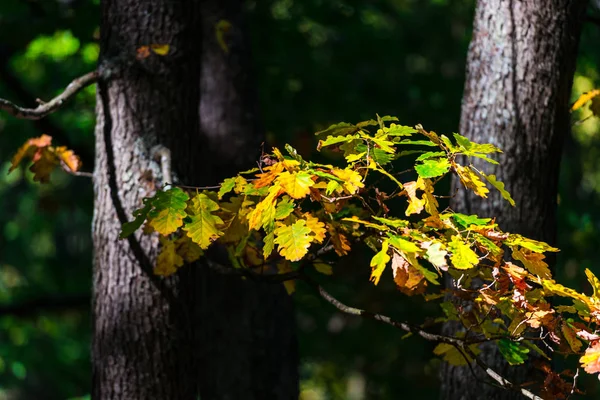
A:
440,1,588,399
92,0,298,399
193,1,299,399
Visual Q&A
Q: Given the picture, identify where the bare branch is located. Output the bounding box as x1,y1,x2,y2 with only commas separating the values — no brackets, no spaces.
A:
0,71,98,120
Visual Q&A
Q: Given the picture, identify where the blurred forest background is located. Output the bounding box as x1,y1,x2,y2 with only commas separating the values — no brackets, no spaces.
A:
1,0,600,399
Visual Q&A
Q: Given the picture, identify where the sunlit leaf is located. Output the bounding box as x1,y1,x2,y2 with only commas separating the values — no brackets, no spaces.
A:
512,247,551,279
183,193,224,249
483,174,515,206
455,165,489,198
274,219,313,261
370,240,390,285
580,341,600,374
448,235,479,270
276,171,314,199
497,339,529,365
331,168,364,194
150,44,170,55
571,89,600,112
415,158,450,179
149,188,190,235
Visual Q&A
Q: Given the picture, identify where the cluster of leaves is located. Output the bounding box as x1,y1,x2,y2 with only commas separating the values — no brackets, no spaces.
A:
19,115,600,397
9,134,81,182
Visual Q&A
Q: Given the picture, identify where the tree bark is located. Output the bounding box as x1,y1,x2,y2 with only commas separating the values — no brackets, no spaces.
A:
440,1,588,399
92,0,298,399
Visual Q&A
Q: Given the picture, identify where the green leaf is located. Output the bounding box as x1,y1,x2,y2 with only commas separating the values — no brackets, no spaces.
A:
482,174,515,206
452,213,492,227
218,177,237,199
183,193,224,249
356,119,378,128
415,158,451,179
497,339,529,365
448,235,479,270
372,216,409,228
317,134,360,151
285,144,305,164
356,144,394,165
453,133,501,155
120,199,152,238
416,151,446,161
506,234,559,253
274,219,313,261
315,122,358,137
263,229,275,259
275,197,295,220
370,240,390,285
387,234,420,253
149,188,190,235
399,139,438,147
367,136,396,153
387,124,417,136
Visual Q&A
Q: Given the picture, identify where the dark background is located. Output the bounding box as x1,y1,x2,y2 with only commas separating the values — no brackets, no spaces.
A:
0,0,599,398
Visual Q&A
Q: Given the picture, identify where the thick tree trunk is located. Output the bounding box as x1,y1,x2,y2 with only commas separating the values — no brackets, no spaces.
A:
92,0,298,399
440,1,587,399
193,1,299,398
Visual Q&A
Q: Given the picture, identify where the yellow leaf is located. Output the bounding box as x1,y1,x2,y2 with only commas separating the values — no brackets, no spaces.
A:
247,185,281,230
303,213,327,243
155,236,184,276
512,247,551,279
420,178,439,216
276,171,314,199
562,323,583,353
183,193,224,249
313,262,333,275
149,188,190,236
542,280,589,303
404,180,425,216
274,220,312,261
571,89,600,112
586,268,600,299
433,343,474,366
455,164,489,198
174,235,203,263
448,235,479,270
580,341,600,374
150,44,170,56
331,168,364,194
370,240,390,285
215,19,233,54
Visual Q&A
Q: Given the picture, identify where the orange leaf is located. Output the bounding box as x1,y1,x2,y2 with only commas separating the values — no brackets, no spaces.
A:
10,134,52,172
54,146,82,172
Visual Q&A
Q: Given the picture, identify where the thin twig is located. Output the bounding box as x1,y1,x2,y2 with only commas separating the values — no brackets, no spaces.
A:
0,71,98,120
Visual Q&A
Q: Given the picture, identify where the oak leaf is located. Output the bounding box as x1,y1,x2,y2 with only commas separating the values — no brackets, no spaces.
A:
183,193,224,249
274,220,312,261
149,188,190,235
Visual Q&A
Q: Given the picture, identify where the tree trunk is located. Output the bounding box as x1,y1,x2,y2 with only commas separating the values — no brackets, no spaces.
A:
440,1,588,399
193,1,299,398
92,0,298,398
